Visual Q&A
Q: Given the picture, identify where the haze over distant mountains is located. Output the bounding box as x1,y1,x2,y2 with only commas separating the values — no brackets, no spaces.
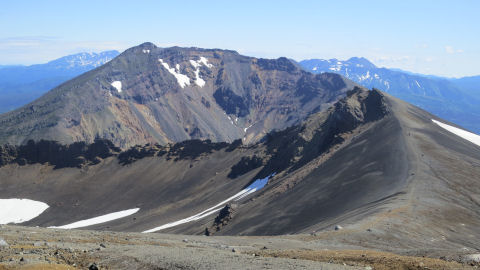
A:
0,50,119,113
300,57,480,134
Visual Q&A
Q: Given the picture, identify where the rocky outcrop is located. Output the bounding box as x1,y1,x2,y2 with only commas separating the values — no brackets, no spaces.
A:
208,203,237,234
228,155,264,179
249,87,388,182
118,139,243,165
0,139,120,169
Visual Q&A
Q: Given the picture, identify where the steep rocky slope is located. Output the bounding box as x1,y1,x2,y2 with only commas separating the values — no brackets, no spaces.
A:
2,88,479,252
0,43,356,148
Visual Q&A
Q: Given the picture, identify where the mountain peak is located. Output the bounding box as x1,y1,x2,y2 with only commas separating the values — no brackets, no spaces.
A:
0,44,356,148
346,57,376,68
46,50,120,69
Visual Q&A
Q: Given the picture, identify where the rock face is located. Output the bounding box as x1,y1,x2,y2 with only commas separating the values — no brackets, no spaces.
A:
209,203,237,234
0,42,356,148
0,139,120,169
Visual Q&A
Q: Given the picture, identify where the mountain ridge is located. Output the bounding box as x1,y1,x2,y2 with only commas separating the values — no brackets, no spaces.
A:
0,43,357,148
299,57,480,134
0,50,120,113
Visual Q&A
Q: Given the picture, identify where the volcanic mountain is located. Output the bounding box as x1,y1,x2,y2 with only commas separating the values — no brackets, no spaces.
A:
0,43,355,148
1,87,479,252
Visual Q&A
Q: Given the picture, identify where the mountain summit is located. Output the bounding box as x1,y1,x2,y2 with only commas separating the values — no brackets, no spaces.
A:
0,43,356,148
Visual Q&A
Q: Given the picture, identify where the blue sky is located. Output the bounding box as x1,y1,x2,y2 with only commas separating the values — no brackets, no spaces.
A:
1,0,478,77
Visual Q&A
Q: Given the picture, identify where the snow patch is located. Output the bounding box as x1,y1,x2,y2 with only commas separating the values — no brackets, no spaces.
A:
111,81,122,93
384,80,390,89
159,59,191,88
199,57,212,68
359,71,370,81
0,199,49,224
50,208,140,229
143,174,274,233
312,67,317,71
227,115,234,125
142,49,150,54
415,80,421,88
189,57,212,87
432,119,480,147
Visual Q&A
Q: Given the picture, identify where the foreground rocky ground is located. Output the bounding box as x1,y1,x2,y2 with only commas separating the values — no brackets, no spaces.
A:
0,225,478,270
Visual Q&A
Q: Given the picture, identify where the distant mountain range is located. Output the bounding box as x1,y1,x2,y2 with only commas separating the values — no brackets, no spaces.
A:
299,57,480,134
0,50,119,113
450,75,480,99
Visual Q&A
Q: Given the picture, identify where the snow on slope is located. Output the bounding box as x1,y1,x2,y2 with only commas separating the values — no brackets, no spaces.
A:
159,59,191,88
143,175,273,233
189,57,212,87
50,208,140,229
111,81,122,93
0,199,49,224
432,119,480,147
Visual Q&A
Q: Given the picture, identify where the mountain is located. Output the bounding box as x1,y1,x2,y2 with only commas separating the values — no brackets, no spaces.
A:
451,75,480,99
299,57,480,134
0,43,356,148
1,88,479,250
0,50,120,113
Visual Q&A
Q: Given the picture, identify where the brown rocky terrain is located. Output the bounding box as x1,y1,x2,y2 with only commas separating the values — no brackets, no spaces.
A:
0,225,478,270
0,43,356,149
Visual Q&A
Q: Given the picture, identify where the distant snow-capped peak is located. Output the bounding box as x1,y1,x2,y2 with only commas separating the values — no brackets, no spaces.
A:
47,50,120,69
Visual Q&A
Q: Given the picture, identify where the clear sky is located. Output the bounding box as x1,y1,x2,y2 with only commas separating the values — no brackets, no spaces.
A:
1,0,478,77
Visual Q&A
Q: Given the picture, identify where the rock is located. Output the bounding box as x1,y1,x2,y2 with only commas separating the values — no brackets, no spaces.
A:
463,254,480,263
0,238,8,247
335,225,343,231
100,243,106,248
20,257,25,262
89,263,99,270
232,248,236,252
182,239,188,243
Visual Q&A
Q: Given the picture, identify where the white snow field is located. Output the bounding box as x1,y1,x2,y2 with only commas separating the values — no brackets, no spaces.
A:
0,199,49,224
143,175,273,233
432,119,480,147
50,208,140,229
189,57,212,87
158,59,191,88
111,81,122,92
